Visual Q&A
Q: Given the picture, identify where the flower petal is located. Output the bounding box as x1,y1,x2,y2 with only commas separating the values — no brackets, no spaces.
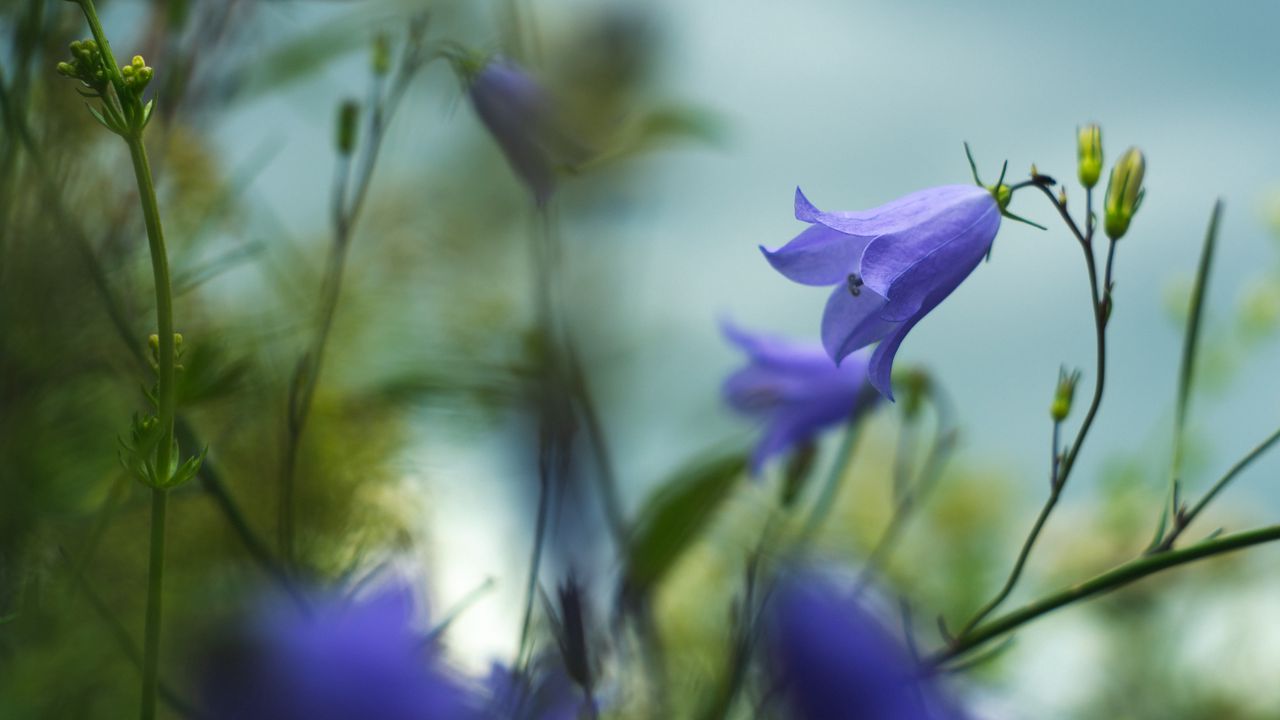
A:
750,397,854,474
760,223,870,287
796,184,986,237
866,315,921,401
858,188,998,301
821,284,898,365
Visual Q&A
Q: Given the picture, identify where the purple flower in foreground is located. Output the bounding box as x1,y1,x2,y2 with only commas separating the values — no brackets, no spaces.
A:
768,572,965,720
200,587,476,720
485,658,591,720
468,58,558,205
761,185,1001,399
723,323,877,474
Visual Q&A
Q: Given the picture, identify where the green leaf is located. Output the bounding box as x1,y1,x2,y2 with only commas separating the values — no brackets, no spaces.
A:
623,450,747,597
165,446,207,489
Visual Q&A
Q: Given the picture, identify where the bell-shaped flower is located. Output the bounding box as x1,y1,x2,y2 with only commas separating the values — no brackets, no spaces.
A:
199,586,478,720
761,185,1001,399
722,323,877,474
766,570,966,720
466,58,560,205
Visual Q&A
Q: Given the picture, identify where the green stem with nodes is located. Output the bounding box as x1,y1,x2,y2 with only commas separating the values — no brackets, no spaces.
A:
127,108,177,720
74,2,178,717
956,183,1110,637
930,523,1280,667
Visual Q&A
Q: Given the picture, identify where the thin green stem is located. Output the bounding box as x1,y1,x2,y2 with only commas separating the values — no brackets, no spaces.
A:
797,413,864,544
958,184,1107,634
930,523,1280,666
140,489,168,720
1156,424,1280,552
277,31,429,568
125,116,177,720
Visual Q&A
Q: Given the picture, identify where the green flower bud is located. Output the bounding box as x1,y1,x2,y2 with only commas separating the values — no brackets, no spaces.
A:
1051,367,1081,422
372,33,392,76
988,183,1012,211
336,100,359,155
1077,124,1103,188
136,66,153,87
132,55,146,70
122,64,135,78
56,61,77,77
1104,147,1145,240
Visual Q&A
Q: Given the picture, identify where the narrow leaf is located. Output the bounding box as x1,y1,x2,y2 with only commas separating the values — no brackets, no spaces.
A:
623,450,747,597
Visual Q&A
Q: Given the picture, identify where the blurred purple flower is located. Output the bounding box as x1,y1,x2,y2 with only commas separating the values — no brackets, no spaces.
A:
768,572,964,720
761,185,1001,399
200,586,477,720
484,657,592,720
468,58,558,205
723,323,877,474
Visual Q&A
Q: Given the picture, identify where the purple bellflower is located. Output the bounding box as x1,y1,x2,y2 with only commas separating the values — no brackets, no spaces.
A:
467,58,559,205
761,184,1002,400
767,571,965,720
200,586,477,720
723,323,877,474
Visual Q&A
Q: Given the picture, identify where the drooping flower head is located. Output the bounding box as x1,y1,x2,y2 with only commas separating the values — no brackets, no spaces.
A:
722,322,878,474
766,570,965,720
761,184,1002,400
463,56,559,205
199,586,477,720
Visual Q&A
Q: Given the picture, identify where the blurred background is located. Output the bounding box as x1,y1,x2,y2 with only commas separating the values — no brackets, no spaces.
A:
4,0,1280,717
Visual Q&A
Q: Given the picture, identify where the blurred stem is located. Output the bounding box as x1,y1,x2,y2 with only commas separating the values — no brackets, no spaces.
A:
796,410,864,544
59,548,208,719
278,27,428,569
854,400,958,593
958,182,1109,636
930,523,1280,666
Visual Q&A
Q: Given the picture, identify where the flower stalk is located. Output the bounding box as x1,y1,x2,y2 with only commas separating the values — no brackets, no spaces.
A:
64,2,178,717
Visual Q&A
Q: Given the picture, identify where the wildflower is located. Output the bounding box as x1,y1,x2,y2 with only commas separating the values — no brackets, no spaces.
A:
722,323,877,474
199,586,477,720
767,571,964,720
761,185,1001,399
465,58,559,205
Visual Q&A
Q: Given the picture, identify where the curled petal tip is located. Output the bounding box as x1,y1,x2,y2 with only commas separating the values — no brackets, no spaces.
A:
794,187,820,222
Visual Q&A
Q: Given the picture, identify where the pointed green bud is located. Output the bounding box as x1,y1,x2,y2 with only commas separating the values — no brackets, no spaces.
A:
372,33,392,76
132,55,146,70
336,100,359,155
1050,367,1081,422
1077,124,1103,188
56,62,77,77
1104,147,1145,240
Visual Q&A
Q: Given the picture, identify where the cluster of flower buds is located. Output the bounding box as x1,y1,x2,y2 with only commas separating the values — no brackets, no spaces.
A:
1076,123,1146,240
56,39,108,90
120,54,154,93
